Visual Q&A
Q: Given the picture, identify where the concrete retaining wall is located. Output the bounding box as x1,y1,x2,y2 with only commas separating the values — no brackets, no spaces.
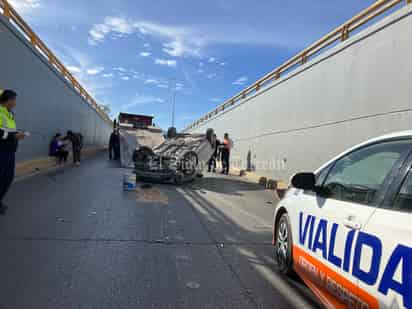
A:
0,14,112,163
187,5,412,181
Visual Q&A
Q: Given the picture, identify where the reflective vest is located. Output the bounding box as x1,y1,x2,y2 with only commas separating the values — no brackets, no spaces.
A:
0,105,17,133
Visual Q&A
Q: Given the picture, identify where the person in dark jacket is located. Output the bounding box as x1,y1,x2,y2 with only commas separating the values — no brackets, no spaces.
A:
65,130,82,166
49,133,69,164
0,90,26,214
109,129,120,161
208,135,220,173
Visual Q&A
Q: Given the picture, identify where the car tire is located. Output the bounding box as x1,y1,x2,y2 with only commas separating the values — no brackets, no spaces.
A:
167,127,177,139
206,128,215,147
274,213,294,276
181,151,198,176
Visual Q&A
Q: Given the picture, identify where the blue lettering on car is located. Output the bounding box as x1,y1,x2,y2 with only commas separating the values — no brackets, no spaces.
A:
298,212,412,308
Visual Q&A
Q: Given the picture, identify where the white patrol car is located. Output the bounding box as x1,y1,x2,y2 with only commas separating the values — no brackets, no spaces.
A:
272,131,412,309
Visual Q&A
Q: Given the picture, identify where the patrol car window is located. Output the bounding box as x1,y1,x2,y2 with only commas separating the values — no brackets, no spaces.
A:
394,171,412,212
316,164,332,186
322,140,411,205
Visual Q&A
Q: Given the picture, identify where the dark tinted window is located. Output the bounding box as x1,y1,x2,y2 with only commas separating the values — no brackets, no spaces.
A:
323,140,411,205
394,171,412,211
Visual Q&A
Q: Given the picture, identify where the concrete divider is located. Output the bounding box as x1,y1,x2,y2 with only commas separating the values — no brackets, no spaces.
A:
188,5,412,183
0,13,112,164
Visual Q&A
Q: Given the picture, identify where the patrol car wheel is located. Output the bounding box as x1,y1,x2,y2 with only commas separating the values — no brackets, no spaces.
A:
274,213,294,275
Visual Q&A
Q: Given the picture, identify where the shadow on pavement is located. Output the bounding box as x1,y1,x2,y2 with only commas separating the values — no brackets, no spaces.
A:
173,178,321,309
186,174,264,197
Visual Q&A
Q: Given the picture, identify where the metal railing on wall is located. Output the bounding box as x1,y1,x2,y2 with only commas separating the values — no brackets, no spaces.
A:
0,0,112,124
186,0,411,131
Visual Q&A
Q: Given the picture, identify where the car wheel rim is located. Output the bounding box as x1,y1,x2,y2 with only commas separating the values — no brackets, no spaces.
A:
276,220,289,267
182,154,197,175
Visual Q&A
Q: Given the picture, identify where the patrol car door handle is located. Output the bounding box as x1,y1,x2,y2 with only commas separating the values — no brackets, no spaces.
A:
343,219,362,230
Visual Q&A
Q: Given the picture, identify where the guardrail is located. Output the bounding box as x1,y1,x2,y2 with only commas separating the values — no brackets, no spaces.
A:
185,0,411,131
0,0,112,123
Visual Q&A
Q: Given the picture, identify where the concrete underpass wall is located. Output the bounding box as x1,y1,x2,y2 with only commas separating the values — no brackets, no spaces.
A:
187,5,412,181
0,15,112,163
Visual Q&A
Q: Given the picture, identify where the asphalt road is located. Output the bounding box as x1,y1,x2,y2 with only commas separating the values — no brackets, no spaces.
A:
0,155,320,309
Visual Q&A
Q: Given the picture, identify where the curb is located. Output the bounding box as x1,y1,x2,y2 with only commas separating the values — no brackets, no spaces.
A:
15,147,107,182
231,167,289,199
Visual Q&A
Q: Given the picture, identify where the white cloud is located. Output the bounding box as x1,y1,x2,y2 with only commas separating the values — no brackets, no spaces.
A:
220,62,226,66
87,11,310,59
67,66,81,73
113,66,126,72
197,69,204,73
233,76,248,85
143,43,151,48
133,72,144,80
86,66,104,75
103,73,113,78
88,17,203,57
199,62,204,67
50,45,114,102
122,94,165,109
157,84,169,89
207,73,217,79
9,0,40,13
175,83,184,91
145,78,159,85
209,98,222,103
140,52,151,57
89,17,136,45
154,59,177,67
208,57,216,63
121,76,130,81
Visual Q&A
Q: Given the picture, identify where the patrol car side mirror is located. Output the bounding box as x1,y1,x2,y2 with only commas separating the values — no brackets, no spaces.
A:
291,173,316,191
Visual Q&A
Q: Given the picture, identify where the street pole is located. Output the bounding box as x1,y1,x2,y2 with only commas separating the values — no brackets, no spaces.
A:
171,78,176,128
172,89,176,128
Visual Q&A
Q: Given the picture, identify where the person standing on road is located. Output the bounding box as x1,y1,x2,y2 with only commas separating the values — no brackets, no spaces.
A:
49,133,69,164
221,133,233,175
65,130,82,166
0,90,26,214
208,134,220,173
109,129,120,161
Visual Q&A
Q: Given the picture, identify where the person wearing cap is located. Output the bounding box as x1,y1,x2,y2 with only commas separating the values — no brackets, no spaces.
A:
0,89,25,214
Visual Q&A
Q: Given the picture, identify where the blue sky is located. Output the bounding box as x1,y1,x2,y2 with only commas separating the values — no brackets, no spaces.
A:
11,0,375,130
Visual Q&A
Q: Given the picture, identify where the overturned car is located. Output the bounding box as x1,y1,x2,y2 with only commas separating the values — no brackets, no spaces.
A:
133,128,216,184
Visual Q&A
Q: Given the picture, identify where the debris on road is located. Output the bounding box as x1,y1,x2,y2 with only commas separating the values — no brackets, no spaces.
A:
136,186,169,204
123,173,136,191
